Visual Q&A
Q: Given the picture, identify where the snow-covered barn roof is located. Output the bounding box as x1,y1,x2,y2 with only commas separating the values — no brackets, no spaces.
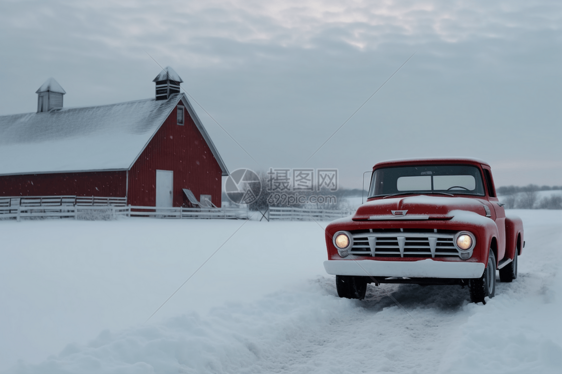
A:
0,93,229,176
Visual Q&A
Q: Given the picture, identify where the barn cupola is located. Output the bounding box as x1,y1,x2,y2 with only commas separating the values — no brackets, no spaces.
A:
153,66,183,101
36,78,66,113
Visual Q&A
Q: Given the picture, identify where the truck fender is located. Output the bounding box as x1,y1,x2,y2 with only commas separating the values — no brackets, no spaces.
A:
505,214,524,258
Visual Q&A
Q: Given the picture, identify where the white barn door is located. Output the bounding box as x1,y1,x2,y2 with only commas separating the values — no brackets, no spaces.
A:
156,170,174,207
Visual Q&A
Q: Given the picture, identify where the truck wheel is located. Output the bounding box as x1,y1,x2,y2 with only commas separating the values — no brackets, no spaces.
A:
469,250,496,303
499,251,518,282
336,275,367,300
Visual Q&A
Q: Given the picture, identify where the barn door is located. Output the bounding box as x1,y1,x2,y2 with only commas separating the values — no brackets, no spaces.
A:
156,170,174,207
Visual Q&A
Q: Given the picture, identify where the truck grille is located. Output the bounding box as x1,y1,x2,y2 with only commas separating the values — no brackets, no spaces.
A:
350,231,459,258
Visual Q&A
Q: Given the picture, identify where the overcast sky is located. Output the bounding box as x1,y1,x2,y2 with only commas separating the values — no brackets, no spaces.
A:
0,0,560,188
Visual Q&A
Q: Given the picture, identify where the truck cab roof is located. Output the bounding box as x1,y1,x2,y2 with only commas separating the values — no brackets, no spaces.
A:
373,158,490,170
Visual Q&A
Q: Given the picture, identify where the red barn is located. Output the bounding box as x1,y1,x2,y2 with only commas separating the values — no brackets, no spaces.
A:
0,67,229,207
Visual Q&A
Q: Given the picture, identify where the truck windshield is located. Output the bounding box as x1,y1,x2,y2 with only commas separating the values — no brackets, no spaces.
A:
368,164,486,197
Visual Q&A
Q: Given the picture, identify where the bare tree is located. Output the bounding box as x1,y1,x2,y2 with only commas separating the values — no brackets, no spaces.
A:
500,194,517,209
536,194,562,210
517,191,538,209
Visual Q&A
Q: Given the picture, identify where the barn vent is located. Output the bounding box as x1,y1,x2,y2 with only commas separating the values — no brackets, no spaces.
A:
36,78,66,113
153,66,183,101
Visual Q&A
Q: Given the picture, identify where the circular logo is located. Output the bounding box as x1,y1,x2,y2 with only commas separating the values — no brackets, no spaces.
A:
224,168,262,205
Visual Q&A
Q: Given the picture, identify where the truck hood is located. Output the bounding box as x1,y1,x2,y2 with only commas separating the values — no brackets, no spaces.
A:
353,195,488,221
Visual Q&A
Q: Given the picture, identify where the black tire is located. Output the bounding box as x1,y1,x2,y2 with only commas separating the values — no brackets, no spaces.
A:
469,250,496,303
499,250,518,282
336,275,367,300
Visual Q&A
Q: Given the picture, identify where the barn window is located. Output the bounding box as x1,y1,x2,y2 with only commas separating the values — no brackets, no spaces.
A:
177,106,184,125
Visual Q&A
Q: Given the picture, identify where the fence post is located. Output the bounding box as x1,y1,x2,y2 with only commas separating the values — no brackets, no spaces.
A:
74,206,78,220
17,207,20,222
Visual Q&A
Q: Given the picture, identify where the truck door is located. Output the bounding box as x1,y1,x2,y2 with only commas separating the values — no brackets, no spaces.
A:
482,165,506,261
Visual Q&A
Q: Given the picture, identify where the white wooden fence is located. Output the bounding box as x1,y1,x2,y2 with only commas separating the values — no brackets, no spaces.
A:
128,206,248,219
76,196,127,206
267,207,354,221
0,206,249,221
0,206,77,220
0,195,127,208
0,202,353,222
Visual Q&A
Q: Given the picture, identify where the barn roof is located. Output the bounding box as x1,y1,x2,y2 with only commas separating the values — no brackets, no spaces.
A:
0,93,229,176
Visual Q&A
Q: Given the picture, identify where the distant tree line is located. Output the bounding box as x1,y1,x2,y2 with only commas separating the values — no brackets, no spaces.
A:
497,184,562,195
498,185,562,210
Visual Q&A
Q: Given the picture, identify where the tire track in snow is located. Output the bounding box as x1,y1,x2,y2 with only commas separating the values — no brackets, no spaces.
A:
215,279,473,374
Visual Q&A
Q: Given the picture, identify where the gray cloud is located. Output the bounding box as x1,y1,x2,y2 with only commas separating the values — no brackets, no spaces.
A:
0,0,561,187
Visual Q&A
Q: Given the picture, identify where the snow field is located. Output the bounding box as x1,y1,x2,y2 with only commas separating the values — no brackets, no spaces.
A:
0,219,328,371
1,210,562,373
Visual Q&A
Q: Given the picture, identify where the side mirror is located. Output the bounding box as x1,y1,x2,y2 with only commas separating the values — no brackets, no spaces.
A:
362,170,371,204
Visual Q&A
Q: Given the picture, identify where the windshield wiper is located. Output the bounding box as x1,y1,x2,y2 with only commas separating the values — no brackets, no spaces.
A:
428,192,454,197
382,192,416,199
381,191,454,199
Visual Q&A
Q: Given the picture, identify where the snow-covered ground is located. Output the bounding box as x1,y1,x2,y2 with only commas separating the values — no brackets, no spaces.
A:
1,210,562,373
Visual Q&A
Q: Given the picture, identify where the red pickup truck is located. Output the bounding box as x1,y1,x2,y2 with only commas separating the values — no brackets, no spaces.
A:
324,158,524,303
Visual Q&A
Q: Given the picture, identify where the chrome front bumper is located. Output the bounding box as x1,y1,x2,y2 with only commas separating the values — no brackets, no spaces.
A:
324,259,485,279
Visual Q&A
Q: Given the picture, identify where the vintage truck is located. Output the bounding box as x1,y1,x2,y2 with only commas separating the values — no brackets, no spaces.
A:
324,158,524,303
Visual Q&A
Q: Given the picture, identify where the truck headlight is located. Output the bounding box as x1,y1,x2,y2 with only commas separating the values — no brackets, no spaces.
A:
333,231,353,258
457,235,472,250
454,231,475,252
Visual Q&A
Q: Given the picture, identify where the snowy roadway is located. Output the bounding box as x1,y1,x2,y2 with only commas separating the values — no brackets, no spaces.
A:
1,210,561,373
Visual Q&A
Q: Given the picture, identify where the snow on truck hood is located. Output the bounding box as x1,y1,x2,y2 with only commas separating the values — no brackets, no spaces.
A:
352,195,488,221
